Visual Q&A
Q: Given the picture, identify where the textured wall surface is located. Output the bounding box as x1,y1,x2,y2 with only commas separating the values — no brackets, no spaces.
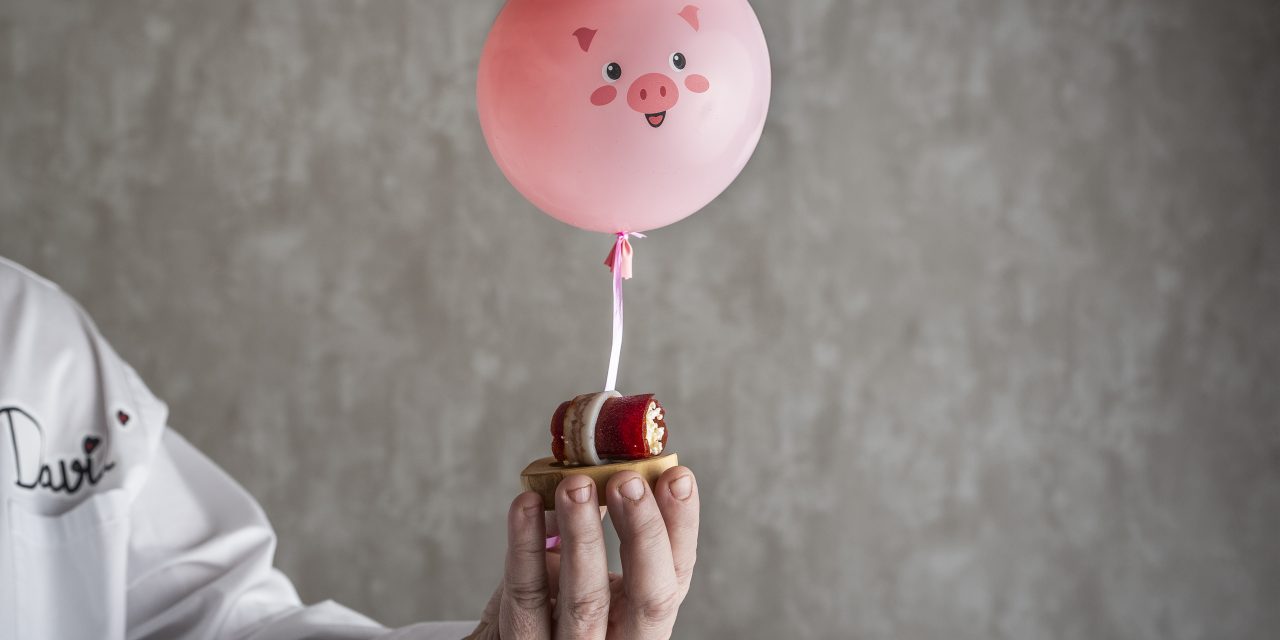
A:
2,0,1278,638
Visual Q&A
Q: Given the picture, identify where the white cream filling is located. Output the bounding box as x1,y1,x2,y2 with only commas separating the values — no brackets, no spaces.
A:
644,401,666,456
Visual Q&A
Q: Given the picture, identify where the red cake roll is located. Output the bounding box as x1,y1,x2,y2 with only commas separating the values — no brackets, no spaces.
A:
551,392,668,466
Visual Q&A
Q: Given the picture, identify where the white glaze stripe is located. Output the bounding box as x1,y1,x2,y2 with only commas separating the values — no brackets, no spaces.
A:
579,390,619,466
562,391,619,466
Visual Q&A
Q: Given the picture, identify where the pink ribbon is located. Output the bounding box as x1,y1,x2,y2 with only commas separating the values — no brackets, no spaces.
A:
604,232,644,391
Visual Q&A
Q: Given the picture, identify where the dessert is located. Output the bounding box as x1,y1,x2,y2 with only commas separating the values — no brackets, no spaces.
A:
522,391,676,509
551,392,668,466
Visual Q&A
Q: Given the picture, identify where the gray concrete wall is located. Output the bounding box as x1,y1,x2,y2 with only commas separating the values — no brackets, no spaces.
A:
2,1,1277,638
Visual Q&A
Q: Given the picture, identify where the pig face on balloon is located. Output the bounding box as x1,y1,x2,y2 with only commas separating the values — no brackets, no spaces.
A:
478,0,771,235
575,5,711,130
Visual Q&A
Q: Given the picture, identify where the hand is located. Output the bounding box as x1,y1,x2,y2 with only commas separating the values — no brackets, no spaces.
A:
468,467,700,639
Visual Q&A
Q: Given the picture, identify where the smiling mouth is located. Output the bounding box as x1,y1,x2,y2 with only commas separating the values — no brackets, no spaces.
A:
645,111,667,128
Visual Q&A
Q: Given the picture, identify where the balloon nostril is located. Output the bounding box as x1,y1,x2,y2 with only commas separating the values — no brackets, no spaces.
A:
640,89,647,100
660,86,667,97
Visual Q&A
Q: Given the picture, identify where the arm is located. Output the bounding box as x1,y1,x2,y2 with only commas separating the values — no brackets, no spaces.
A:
125,427,475,640
0,258,473,639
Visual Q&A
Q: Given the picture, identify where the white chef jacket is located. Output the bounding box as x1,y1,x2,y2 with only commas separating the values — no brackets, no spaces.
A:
0,257,475,640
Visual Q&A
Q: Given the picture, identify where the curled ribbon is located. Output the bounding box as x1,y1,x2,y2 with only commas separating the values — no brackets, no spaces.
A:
604,232,644,391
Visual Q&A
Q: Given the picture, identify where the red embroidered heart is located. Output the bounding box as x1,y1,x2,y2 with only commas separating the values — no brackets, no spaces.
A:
117,410,130,426
83,436,101,454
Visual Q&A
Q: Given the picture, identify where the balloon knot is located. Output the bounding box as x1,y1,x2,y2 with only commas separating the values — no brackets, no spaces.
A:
604,232,645,280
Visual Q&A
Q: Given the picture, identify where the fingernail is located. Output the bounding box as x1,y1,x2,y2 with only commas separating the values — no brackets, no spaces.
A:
569,484,592,504
620,477,645,502
670,475,693,500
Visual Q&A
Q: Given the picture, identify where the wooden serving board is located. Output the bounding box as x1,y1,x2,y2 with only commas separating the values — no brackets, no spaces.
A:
520,454,680,510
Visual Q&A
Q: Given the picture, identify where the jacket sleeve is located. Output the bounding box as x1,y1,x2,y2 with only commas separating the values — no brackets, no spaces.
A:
125,427,475,640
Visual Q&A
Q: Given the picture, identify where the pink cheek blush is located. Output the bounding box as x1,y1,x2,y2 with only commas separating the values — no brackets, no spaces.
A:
685,74,710,93
590,85,618,106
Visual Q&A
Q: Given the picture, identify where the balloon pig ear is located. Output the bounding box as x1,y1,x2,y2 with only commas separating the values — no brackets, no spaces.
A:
573,27,597,52
678,5,700,31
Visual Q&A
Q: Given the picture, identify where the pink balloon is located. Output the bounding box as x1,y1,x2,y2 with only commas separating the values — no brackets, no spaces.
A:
478,0,771,234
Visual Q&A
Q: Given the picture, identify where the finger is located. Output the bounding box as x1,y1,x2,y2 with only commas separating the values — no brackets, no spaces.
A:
653,467,700,600
500,492,552,640
555,475,611,639
544,514,605,621
545,506,606,542
607,472,680,639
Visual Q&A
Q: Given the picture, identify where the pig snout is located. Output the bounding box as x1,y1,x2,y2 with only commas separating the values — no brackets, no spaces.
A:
628,73,679,127
628,73,679,113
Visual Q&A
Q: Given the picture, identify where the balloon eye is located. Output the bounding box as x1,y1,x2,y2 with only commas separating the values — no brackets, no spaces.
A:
670,52,687,71
603,62,623,82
